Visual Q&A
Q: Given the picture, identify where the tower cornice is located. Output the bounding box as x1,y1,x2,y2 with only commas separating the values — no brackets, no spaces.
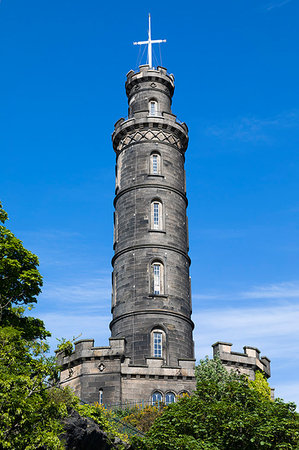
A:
109,309,195,331
112,116,188,154
111,243,191,266
113,184,188,208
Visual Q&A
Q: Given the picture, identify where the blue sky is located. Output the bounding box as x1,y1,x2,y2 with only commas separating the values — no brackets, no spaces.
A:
1,0,299,405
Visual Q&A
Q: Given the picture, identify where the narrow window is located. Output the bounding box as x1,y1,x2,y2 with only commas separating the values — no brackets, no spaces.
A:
152,391,162,405
99,389,103,405
150,153,161,175
153,331,162,357
152,154,158,174
149,100,158,116
151,261,164,295
153,203,159,229
151,201,163,231
153,264,161,294
165,392,176,405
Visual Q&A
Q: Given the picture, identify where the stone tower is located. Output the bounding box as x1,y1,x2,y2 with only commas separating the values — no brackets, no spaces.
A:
56,64,272,405
56,65,197,405
110,65,194,367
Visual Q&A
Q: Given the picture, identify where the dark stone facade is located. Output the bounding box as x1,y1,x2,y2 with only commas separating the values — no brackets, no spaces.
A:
56,66,197,405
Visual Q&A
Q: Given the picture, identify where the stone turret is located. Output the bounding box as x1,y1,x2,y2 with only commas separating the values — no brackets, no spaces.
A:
212,342,271,379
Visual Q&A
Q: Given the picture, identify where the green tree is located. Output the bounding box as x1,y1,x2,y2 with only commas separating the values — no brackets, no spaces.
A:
0,202,47,340
0,203,66,449
133,357,299,449
0,325,66,449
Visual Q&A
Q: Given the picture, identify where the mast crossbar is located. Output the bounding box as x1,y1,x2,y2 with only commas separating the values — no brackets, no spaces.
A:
133,14,166,68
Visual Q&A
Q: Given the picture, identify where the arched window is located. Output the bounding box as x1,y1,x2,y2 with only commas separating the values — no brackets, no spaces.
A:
149,100,158,116
151,200,162,230
99,389,103,405
165,392,176,405
152,391,162,405
151,261,164,295
150,152,161,175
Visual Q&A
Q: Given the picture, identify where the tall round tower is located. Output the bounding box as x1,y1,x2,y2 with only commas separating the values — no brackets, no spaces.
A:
111,65,194,366
56,64,197,407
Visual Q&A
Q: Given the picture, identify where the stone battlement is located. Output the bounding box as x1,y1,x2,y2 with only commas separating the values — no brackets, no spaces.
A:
212,341,271,379
56,338,196,405
126,65,175,92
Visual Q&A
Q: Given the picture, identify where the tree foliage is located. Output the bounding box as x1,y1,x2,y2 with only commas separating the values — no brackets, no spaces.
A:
0,324,66,449
120,403,164,433
0,202,47,340
0,203,65,448
133,357,299,449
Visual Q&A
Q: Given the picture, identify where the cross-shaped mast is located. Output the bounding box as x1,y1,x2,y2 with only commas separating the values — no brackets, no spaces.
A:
133,14,166,69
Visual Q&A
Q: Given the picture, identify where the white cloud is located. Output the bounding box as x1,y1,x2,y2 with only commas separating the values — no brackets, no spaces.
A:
204,110,299,144
275,382,299,406
193,281,299,302
37,312,111,351
265,0,293,11
240,281,299,299
40,277,111,310
36,278,298,406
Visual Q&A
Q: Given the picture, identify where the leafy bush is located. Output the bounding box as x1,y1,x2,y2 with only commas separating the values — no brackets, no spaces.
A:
121,403,164,432
132,357,299,449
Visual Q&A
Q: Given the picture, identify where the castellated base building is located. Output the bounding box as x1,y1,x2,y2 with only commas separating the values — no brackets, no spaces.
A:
56,65,271,406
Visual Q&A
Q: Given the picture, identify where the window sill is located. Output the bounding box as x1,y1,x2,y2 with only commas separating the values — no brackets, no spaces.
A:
148,229,166,234
148,294,168,299
147,174,165,179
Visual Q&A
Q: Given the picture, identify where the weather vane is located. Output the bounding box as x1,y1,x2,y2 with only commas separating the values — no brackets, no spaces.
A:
133,14,166,69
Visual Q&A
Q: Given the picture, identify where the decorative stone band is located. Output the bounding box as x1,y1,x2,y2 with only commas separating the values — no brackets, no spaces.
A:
111,243,191,266
109,309,195,331
113,184,188,207
112,117,188,154
116,128,182,152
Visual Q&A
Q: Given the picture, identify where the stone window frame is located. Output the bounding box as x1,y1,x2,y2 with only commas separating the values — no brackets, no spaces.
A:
149,258,166,296
148,98,159,117
151,390,163,405
150,198,164,232
150,325,167,361
165,391,176,405
153,330,163,357
150,151,162,175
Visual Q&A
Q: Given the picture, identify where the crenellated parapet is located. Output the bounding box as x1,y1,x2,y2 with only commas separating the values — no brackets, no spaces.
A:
212,342,271,380
112,65,188,155
56,338,196,406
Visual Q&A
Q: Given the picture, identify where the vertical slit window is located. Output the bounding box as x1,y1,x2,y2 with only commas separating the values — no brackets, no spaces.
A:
153,203,159,229
151,201,162,230
153,332,162,358
152,154,158,174
149,100,158,116
153,264,160,294
150,153,161,175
